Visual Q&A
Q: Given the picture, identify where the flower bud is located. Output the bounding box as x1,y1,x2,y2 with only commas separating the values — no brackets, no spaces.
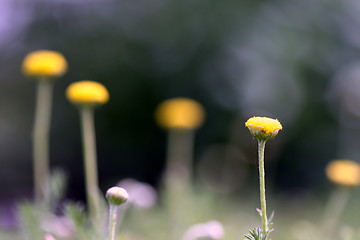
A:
22,50,68,79
245,116,282,141
106,187,129,206
66,81,109,107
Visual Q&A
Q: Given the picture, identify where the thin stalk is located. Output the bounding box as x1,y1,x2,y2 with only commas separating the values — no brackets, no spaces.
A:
165,129,194,186
33,80,54,201
164,129,194,239
80,106,99,218
107,204,119,240
320,187,350,240
258,139,268,234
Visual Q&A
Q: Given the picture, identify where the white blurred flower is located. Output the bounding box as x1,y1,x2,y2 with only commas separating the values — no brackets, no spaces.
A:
44,234,56,240
181,220,224,240
118,178,157,209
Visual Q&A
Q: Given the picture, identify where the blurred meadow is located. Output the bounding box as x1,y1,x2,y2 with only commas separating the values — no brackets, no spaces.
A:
2,0,360,239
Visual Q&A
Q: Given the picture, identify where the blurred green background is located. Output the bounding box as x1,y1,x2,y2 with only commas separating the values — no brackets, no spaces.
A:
1,0,360,232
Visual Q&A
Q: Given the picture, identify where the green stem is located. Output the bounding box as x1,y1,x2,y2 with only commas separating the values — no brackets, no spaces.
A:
108,204,119,240
164,129,194,239
165,129,194,187
320,187,350,240
258,139,268,234
33,80,54,202
80,107,99,218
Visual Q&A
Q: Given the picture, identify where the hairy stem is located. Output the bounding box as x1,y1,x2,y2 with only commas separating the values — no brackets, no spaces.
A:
258,139,268,235
107,204,119,240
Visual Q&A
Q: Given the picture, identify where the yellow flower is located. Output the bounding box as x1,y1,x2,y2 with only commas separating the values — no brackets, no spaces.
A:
245,116,282,141
22,50,68,78
66,81,109,106
326,160,360,187
155,98,205,130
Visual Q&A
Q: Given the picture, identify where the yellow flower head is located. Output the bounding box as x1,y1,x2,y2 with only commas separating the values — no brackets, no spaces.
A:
66,81,109,107
22,50,68,78
326,160,360,187
155,97,205,130
245,116,282,141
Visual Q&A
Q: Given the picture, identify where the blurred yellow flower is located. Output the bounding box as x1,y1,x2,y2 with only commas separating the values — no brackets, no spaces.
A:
66,81,109,106
22,50,68,78
326,160,360,187
245,116,282,141
155,97,205,130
